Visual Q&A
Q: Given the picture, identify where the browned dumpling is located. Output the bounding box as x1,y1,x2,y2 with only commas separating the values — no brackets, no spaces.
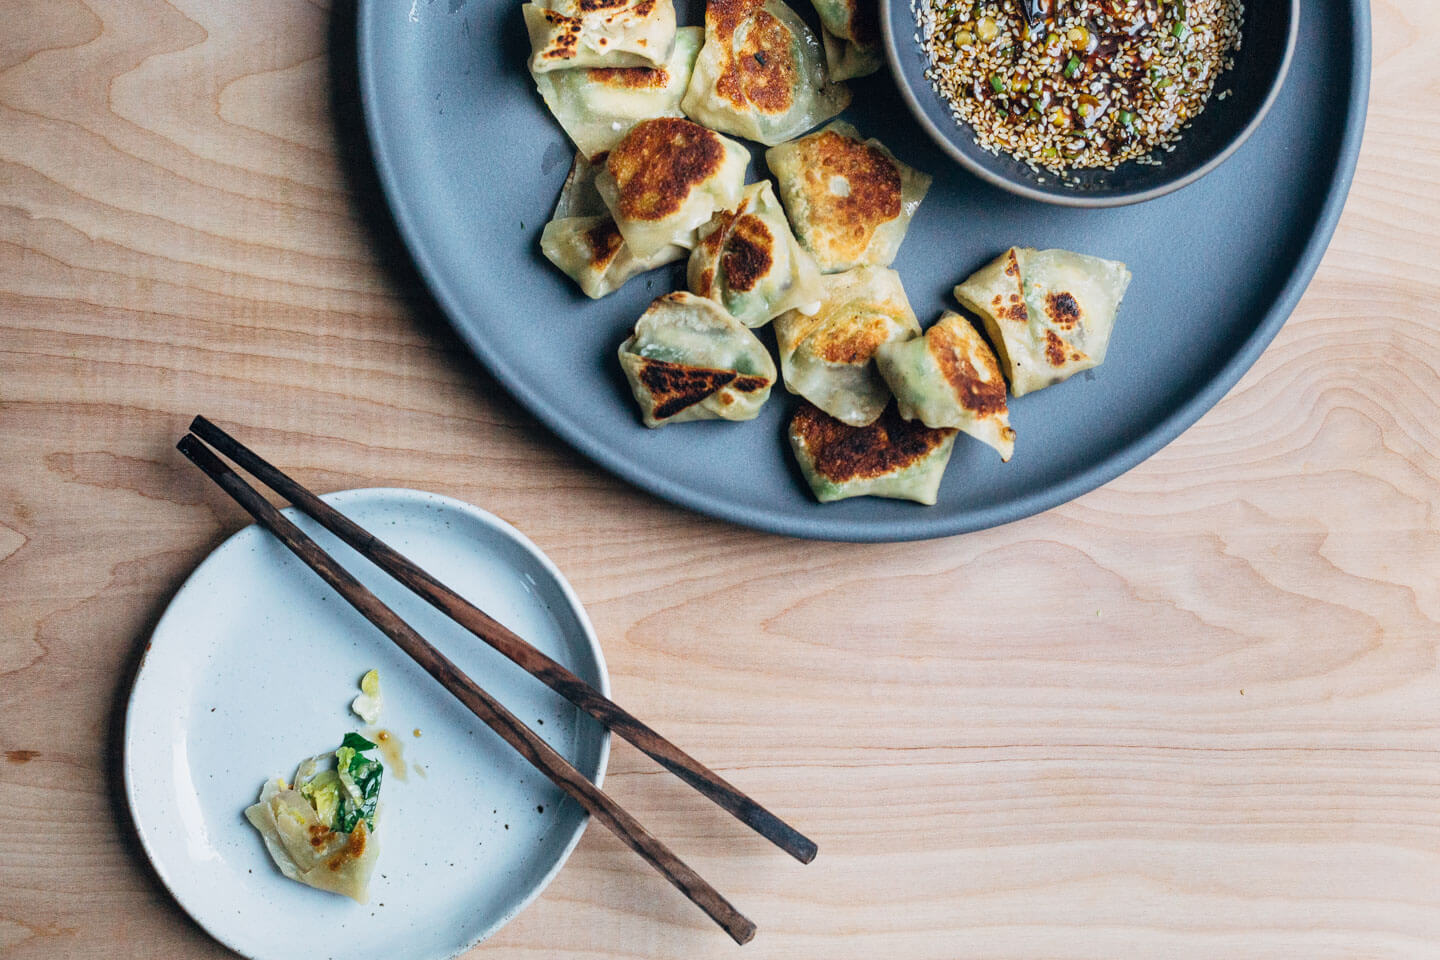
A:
594,117,750,258
789,401,957,504
541,152,686,299
687,181,823,327
530,27,703,160
773,265,921,427
524,0,677,73
618,292,777,426
680,0,850,146
766,121,931,273
875,311,1016,461
953,247,1132,397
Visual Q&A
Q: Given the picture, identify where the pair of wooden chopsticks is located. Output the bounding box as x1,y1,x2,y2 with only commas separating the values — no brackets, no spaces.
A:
177,416,815,944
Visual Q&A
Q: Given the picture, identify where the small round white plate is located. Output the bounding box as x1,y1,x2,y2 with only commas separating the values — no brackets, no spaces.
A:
124,488,610,960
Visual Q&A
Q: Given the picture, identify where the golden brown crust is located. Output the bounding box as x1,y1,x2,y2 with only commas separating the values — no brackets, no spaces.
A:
719,213,775,292
325,822,368,872
607,118,725,223
635,357,767,419
929,322,1008,418
1043,329,1067,367
791,401,954,482
792,129,901,262
583,220,624,271
988,250,1028,324
537,10,583,63
587,63,670,88
709,0,797,115
1044,290,1081,328
809,311,893,364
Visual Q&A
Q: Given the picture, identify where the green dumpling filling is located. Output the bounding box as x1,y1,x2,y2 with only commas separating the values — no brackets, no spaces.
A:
244,732,385,903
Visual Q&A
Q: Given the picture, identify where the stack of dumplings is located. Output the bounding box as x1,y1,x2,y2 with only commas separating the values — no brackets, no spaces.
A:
522,0,1131,507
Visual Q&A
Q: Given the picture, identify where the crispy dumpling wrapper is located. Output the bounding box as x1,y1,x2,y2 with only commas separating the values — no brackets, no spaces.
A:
876,310,1016,462
773,265,921,427
531,27,703,160
687,180,823,328
789,400,956,504
524,0,677,73
766,121,931,273
680,0,851,146
595,117,749,259
542,152,686,299
953,247,1132,397
244,766,378,903
618,291,777,426
810,0,882,80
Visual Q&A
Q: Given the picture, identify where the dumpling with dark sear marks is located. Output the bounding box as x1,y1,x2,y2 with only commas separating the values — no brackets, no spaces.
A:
531,27,703,160
595,117,749,259
789,400,956,504
541,152,686,299
766,121,931,273
244,736,384,904
809,0,882,80
524,0,677,73
876,311,1016,461
773,265,921,427
953,247,1132,397
687,181,823,328
680,0,851,147
618,291,777,426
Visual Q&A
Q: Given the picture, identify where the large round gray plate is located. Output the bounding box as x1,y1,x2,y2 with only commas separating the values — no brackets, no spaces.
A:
357,0,1369,543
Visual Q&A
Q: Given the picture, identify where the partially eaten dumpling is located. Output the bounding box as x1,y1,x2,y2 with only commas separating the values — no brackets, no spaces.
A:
595,117,749,259
524,0,677,73
541,151,686,299
687,181,823,328
244,733,384,903
766,121,931,273
618,291,777,426
953,247,1132,397
876,311,1016,461
680,0,851,146
809,0,882,80
531,27,703,160
789,400,957,504
773,265,921,427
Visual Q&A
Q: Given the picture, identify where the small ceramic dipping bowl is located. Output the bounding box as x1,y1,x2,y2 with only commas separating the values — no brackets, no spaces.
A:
880,0,1299,207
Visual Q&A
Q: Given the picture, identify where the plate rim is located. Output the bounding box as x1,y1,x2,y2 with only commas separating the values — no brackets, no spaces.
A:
356,1,1371,543
122,486,611,960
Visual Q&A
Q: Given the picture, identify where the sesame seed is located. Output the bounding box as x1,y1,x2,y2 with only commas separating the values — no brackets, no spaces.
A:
911,0,1244,174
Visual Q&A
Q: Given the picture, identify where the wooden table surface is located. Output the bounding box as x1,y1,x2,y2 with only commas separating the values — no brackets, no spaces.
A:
3,1,1437,957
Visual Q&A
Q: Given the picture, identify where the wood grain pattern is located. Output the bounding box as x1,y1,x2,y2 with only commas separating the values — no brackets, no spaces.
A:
1,0,1437,957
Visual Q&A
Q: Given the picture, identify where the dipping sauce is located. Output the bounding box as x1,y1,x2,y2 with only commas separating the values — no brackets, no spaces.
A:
917,0,1243,174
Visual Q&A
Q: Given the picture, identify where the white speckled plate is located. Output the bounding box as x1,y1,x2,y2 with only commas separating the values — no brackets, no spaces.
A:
124,488,610,960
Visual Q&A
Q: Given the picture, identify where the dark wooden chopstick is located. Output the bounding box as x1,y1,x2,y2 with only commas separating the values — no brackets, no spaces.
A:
188,414,817,866
176,433,756,945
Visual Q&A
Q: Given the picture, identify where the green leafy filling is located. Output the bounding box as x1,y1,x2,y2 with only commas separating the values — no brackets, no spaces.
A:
299,734,383,834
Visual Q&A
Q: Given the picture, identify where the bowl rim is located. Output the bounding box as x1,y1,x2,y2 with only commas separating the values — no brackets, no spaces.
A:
879,0,1301,208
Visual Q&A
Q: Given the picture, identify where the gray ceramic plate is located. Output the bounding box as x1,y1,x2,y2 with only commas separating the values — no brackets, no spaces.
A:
357,0,1368,543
